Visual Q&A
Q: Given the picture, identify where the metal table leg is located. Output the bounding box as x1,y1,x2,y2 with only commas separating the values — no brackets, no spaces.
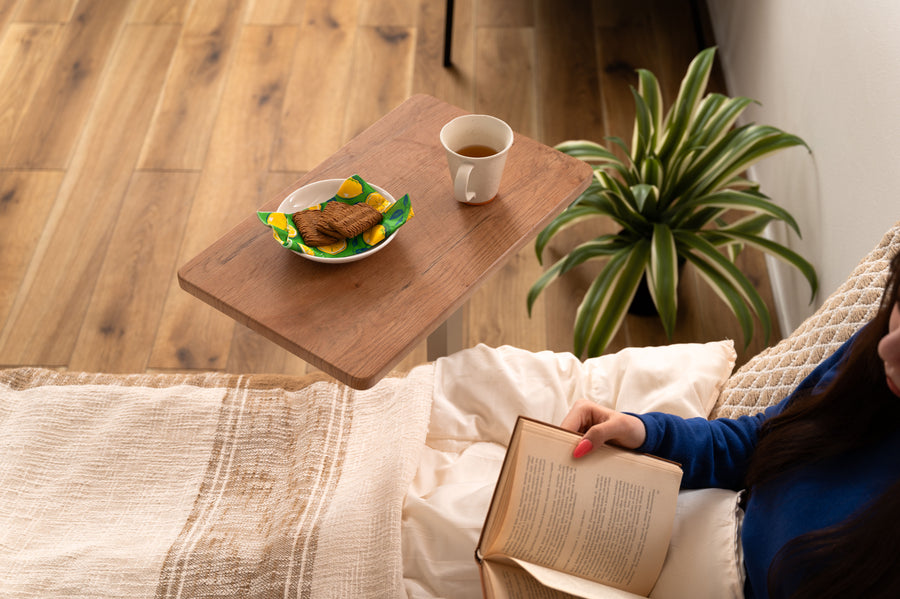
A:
443,0,455,67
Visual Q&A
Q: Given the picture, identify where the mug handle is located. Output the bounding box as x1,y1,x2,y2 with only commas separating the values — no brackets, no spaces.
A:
454,163,475,203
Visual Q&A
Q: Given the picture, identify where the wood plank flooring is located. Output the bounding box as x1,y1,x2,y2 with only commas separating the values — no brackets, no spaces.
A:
0,0,779,377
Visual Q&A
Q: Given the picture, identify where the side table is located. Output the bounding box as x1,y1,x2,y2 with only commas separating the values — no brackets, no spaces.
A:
178,94,593,389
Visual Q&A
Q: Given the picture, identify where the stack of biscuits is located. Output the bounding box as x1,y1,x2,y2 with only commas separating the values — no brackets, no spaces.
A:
292,201,383,247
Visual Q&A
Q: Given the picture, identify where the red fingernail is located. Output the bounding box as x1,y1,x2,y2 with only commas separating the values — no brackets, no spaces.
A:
573,439,593,458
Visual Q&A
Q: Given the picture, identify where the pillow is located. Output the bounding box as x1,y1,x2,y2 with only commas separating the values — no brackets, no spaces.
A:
650,489,744,599
403,340,738,599
424,341,736,447
712,220,900,419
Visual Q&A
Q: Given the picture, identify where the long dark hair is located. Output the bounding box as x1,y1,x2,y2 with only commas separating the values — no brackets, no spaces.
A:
744,250,900,598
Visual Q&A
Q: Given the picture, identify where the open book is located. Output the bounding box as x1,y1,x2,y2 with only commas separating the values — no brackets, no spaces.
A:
476,416,683,599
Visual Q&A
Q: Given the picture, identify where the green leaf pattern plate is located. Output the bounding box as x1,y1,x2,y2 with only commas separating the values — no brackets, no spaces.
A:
257,175,413,264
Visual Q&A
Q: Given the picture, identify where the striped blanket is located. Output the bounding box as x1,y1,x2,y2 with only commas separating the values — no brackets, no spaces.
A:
0,366,433,598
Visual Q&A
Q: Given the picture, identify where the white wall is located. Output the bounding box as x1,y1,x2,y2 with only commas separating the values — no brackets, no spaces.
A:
705,0,900,333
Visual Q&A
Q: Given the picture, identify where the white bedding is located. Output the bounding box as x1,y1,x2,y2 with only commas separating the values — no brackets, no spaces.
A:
403,341,742,599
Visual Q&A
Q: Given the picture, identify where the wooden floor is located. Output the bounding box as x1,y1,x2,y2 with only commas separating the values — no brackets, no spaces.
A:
0,0,779,377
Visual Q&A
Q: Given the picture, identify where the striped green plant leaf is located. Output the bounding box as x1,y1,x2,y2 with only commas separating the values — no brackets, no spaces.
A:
704,229,819,300
528,234,627,314
593,173,652,235
648,224,678,338
574,242,650,356
684,128,808,200
690,95,757,150
554,140,622,164
672,189,801,235
700,214,776,247
676,232,773,344
527,257,568,317
534,203,607,263
720,213,777,235
631,87,654,164
632,184,659,215
682,93,726,145
682,251,755,346
658,47,716,162
559,235,631,274
586,242,650,356
637,68,663,141
639,154,663,188
572,250,631,354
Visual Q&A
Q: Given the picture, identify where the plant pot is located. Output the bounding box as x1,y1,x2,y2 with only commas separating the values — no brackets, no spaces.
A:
628,258,686,317
628,275,659,317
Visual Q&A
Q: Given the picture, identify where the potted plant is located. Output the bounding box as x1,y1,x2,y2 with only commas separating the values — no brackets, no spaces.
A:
528,47,817,357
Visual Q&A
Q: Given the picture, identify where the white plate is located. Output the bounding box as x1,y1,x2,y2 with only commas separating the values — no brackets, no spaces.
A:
277,178,398,264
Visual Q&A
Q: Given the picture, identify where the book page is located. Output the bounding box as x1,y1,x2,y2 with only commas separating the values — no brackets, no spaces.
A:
482,418,682,596
510,558,649,599
482,558,580,599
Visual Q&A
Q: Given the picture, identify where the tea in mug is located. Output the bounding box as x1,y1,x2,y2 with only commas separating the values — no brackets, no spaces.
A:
440,113,513,204
456,144,498,158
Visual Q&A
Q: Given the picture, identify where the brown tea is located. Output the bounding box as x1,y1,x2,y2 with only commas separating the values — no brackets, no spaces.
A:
456,144,498,158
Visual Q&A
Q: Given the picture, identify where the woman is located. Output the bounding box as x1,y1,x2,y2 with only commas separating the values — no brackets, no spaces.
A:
561,250,900,598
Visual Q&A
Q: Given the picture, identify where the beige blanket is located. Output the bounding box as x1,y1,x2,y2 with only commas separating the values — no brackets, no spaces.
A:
0,366,433,598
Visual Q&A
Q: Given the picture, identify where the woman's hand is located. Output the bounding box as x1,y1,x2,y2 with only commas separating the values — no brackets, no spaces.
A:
560,399,647,458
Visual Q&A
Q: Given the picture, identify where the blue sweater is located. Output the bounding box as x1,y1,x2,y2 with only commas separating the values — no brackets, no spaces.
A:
635,331,900,598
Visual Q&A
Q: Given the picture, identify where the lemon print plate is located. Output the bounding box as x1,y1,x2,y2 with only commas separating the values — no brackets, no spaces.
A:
259,175,413,264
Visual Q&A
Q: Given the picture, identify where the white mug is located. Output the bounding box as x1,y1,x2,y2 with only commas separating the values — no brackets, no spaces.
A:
439,114,514,205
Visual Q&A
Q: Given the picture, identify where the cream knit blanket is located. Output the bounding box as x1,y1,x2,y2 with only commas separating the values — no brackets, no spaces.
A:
0,366,433,598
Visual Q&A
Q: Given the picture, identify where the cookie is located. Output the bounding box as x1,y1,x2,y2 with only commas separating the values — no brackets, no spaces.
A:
319,201,383,239
292,210,341,247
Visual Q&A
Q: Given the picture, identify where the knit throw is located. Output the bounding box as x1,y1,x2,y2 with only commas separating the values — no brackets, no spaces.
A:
0,366,433,598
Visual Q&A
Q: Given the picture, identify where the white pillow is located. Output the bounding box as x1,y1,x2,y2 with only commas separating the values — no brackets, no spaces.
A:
650,489,745,599
403,341,739,599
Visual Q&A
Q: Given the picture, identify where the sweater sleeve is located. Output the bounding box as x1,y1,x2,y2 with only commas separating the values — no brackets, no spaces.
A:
633,327,863,490
636,409,774,490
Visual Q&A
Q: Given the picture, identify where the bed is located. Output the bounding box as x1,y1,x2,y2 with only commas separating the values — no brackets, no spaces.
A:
2,221,897,598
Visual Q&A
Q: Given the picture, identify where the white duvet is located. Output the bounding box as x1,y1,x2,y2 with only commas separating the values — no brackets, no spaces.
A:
402,342,745,599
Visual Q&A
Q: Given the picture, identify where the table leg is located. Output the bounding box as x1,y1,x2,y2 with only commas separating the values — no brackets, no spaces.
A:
443,0,454,67
427,306,464,360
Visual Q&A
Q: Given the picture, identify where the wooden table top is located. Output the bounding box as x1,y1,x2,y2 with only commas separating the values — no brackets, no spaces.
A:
178,94,593,389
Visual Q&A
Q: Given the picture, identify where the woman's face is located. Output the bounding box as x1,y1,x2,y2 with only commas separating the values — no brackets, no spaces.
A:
878,300,900,397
